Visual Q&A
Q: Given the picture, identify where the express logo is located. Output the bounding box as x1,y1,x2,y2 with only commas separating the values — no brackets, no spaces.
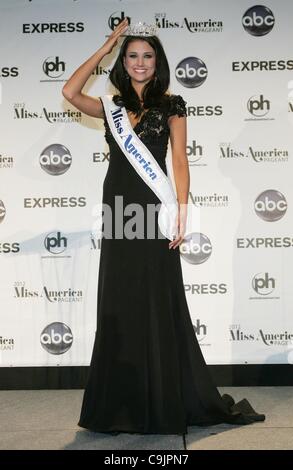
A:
254,190,287,221
180,233,212,264
40,322,73,355
0,242,20,253
40,144,72,175
242,5,275,36
175,57,208,88
22,22,84,34
0,67,19,78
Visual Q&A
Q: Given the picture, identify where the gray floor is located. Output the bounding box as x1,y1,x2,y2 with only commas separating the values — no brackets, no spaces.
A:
0,387,292,450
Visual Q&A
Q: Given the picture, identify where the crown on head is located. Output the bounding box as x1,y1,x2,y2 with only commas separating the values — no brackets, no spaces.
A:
124,21,158,37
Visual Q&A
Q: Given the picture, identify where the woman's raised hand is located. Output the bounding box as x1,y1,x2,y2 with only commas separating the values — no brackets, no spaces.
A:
100,18,129,55
62,18,129,117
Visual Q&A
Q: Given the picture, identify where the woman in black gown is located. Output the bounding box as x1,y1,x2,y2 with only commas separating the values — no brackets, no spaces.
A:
62,19,265,435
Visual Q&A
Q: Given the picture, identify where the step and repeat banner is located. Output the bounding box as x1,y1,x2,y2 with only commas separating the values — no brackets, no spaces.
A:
1,0,293,367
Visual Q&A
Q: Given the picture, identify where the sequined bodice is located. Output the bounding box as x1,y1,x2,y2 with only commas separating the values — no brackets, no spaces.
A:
103,94,187,147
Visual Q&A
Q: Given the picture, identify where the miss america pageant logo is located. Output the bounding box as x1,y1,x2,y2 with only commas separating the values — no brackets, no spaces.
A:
154,13,223,33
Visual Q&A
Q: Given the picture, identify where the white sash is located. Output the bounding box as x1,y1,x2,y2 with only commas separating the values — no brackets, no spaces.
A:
100,94,179,241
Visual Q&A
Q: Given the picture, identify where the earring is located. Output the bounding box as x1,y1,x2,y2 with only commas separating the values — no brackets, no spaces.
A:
125,71,130,80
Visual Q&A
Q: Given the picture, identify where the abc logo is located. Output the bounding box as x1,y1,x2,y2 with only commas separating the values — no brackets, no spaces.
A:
0,200,6,223
175,57,208,88
254,190,287,221
40,322,73,355
180,233,212,264
242,5,275,36
40,144,72,175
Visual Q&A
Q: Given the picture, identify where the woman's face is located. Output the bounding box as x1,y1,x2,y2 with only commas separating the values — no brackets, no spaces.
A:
123,40,156,84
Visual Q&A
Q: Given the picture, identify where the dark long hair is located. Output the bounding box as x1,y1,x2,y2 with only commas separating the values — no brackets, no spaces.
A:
109,35,171,117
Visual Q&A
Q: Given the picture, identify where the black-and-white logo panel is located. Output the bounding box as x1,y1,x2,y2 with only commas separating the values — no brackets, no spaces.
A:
180,233,212,264
242,5,275,36
40,322,73,355
175,57,208,88
40,144,72,175
254,190,287,221
0,200,6,223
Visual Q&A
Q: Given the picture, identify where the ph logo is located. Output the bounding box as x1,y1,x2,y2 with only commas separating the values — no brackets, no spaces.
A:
44,231,68,254
43,56,65,78
187,140,203,165
252,272,275,295
247,94,270,117
193,319,207,343
108,12,130,30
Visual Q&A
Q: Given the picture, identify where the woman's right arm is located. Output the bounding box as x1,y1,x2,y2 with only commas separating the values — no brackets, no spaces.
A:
62,18,128,118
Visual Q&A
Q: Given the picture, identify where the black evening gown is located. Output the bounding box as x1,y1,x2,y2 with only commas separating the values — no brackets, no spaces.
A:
78,95,265,435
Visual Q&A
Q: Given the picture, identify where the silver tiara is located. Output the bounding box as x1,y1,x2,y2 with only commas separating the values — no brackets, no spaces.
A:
124,21,158,37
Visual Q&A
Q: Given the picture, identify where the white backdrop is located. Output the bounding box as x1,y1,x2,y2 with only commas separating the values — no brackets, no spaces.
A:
1,0,293,367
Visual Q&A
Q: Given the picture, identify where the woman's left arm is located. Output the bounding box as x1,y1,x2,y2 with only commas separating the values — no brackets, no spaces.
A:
168,114,190,249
